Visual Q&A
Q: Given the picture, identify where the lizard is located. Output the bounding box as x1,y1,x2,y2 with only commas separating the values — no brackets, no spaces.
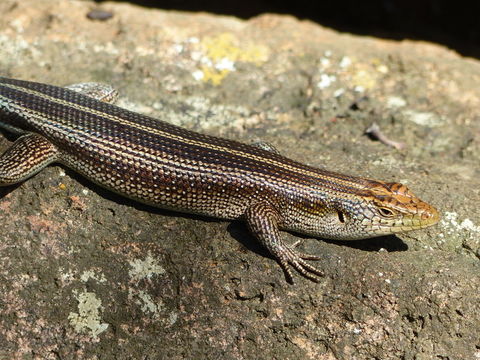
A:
0,77,440,282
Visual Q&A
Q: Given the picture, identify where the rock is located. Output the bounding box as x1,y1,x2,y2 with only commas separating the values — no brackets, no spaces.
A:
0,0,478,359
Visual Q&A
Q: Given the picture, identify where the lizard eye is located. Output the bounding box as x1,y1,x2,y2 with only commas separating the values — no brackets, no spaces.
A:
378,207,395,218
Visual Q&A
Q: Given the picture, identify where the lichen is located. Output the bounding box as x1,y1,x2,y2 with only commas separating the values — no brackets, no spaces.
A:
128,252,165,281
194,33,269,85
68,291,109,338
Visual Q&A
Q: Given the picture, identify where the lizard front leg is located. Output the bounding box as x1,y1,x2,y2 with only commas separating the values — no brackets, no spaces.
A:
245,202,324,283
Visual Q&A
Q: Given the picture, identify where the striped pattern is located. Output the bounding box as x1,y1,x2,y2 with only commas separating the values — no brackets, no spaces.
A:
0,77,440,282
0,79,375,190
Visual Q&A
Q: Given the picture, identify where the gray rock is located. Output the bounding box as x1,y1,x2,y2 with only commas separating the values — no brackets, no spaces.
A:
0,0,478,359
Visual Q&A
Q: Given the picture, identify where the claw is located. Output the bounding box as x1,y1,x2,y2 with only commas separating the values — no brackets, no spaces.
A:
290,240,324,261
245,202,324,283
277,244,324,283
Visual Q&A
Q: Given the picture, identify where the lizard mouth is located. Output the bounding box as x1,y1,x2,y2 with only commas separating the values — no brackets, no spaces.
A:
420,204,440,226
409,199,441,230
419,205,440,229
387,204,440,233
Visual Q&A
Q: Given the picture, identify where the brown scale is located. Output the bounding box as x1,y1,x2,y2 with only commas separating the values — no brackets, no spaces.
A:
0,77,440,283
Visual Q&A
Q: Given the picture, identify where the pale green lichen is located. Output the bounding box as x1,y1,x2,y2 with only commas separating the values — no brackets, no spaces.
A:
437,212,480,255
168,311,179,326
402,109,443,127
80,269,107,283
68,291,109,338
128,252,165,281
129,289,164,318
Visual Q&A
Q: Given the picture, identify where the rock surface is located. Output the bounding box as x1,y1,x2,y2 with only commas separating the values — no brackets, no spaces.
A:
0,0,479,359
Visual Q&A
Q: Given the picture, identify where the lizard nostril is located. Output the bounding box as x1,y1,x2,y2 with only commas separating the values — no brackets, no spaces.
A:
423,207,440,222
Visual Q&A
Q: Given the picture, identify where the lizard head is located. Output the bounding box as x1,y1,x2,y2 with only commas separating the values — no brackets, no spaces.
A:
332,180,440,239
285,179,440,241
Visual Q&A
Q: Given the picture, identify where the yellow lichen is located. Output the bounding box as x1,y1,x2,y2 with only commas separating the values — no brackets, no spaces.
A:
351,69,377,90
199,66,228,86
197,33,269,85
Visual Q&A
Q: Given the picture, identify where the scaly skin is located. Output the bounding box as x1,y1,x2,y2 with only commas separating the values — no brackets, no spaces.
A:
0,77,440,282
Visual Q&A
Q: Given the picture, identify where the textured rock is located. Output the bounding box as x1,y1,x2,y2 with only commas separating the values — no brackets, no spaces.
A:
0,0,478,359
